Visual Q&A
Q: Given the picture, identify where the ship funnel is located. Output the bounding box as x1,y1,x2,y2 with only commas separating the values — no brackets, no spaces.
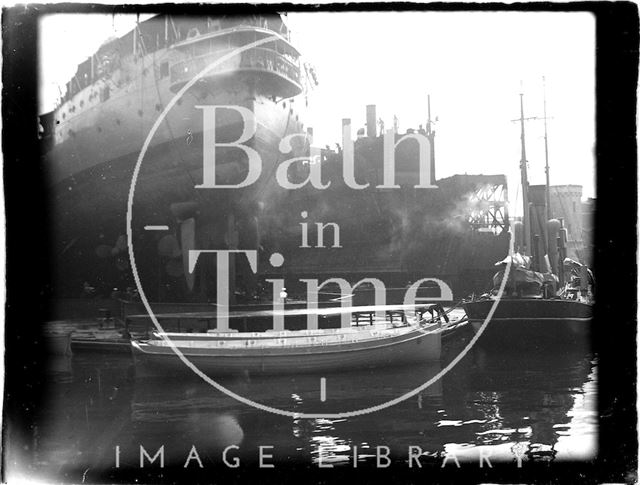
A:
181,218,196,292
342,118,351,144
547,218,561,274
366,105,377,138
170,201,199,222
513,220,524,254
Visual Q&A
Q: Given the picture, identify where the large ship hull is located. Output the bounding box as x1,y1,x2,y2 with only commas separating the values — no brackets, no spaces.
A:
47,87,302,301
41,14,310,305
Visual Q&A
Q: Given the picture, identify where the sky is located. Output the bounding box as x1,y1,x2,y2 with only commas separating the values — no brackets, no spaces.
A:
39,11,596,205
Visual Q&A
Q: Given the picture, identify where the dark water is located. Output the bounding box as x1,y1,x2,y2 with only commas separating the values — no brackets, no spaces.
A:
18,333,597,481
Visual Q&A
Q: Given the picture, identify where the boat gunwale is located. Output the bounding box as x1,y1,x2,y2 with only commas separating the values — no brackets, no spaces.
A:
467,316,592,322
151,322,438,340
127,302,444,320
146,324,439,348
131,326,439,358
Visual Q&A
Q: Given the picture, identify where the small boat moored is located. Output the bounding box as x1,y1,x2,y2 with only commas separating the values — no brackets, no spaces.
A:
131,305,444,376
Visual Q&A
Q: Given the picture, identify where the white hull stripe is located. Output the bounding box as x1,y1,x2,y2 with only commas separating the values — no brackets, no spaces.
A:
469,317,592,322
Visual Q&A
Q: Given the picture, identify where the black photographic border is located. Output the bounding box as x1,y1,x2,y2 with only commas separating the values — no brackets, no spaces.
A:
2,2,638,483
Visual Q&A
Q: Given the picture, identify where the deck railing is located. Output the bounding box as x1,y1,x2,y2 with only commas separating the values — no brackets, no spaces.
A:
170,47,300,87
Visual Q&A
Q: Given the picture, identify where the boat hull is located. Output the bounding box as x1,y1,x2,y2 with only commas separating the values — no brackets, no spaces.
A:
131,327,441,376
70,337,133,354
463,298,593,347
44,333,72,356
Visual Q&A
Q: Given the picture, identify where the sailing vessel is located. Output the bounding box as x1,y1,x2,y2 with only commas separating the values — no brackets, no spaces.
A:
462,87,594,346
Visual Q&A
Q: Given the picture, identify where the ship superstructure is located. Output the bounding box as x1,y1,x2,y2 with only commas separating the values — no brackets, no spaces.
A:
41,14,307,181
260,109,510,301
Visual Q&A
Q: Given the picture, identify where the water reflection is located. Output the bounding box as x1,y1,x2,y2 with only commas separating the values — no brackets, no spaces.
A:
439,346,597,464
31,338,597,478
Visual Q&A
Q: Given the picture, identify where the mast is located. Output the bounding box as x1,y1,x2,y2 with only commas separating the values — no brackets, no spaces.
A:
426,94,436,184
542,76,551,222
518,92,531,256
426,94,432,136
